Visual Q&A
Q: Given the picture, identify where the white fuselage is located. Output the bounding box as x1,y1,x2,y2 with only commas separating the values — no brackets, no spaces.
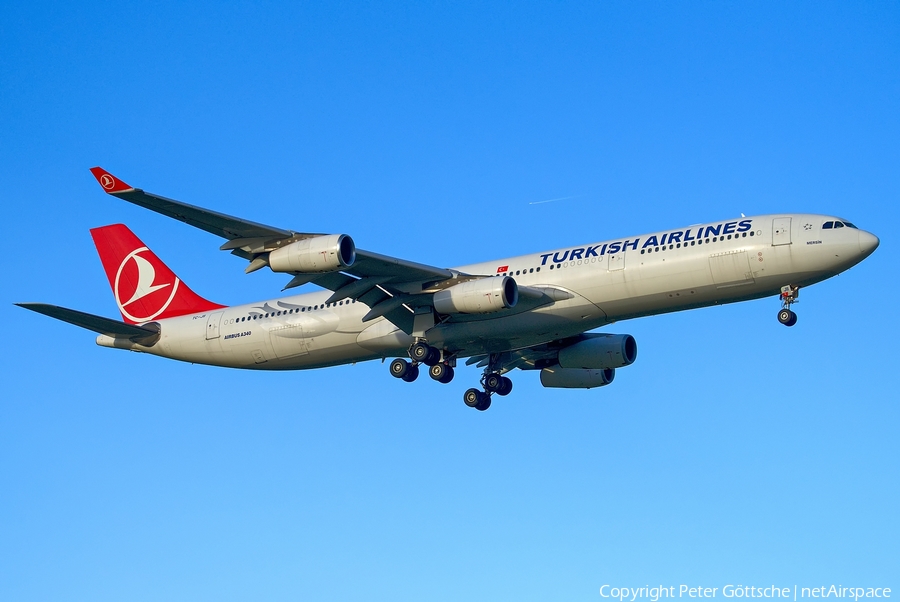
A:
100,214,877,370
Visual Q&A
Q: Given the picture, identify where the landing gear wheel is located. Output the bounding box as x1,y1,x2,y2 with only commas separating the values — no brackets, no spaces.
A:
390,358,411,379
777,308,797,326
484,372,504,393
425,347,440,366
410,342,440,366
778,285,800,328
401,363,420,382
495,376,513,396
429,363,454,384
464,388,487,408
475,397,492,411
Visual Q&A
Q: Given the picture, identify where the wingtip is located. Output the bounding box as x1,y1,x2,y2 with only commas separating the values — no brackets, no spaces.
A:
89,167,133,193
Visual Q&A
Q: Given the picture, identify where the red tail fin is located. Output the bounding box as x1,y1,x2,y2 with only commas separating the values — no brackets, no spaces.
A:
90,224,225,324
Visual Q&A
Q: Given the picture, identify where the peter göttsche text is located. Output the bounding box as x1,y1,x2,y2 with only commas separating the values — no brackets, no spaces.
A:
600,586,891,602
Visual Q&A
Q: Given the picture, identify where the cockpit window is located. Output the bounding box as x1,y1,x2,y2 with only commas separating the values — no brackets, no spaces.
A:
843,221,858,229
822,221,834,229
834,221,844,228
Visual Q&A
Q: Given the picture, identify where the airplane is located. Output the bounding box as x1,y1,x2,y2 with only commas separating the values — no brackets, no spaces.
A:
17,168,880,411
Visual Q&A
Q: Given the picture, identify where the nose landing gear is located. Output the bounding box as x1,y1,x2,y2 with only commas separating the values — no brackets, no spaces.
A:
777,285,799,327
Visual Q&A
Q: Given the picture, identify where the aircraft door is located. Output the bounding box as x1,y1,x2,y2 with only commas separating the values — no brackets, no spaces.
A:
772,217,792,246
206,311,223,340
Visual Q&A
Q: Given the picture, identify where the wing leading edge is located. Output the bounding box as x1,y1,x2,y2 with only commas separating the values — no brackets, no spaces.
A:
89,167,458,333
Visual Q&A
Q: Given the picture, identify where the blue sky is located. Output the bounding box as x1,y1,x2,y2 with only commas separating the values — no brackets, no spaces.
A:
1,2,897,600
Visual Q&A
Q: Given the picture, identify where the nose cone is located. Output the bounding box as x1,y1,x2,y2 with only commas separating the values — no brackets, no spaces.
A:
858,230,880,257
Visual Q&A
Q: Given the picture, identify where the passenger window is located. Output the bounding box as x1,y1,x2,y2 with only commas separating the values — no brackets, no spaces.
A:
823,221,834,229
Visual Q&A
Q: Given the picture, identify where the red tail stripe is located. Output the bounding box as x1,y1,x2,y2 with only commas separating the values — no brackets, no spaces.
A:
90,224,224,324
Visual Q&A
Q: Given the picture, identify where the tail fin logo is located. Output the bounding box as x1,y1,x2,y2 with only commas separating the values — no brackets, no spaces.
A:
99,173,116,190
114,247,181,322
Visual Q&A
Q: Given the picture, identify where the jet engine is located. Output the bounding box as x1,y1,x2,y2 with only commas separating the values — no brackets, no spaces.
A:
268,234,356,273
540,367,615,389
433,276,518,315
557,334,637,370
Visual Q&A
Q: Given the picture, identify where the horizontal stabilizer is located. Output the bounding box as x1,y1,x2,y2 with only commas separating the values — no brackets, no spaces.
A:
16,303,161,345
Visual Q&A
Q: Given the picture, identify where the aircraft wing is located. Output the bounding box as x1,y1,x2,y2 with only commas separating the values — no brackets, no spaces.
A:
89,168,461,332
16,303,161,344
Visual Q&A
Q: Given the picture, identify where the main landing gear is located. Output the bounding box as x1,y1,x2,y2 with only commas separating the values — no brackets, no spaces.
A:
389,344,515,412
460,352,515,411
389,341,455,384
463,388,491,411
463,372,513,411
777,285,799,327
389,358,420,382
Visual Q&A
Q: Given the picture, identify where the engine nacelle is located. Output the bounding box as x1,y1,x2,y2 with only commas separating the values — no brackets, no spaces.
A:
268,234,356,273
557,334,637,370
433,276,518,315
540,367,615,389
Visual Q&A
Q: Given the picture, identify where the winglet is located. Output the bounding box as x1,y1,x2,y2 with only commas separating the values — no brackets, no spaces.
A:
89,167,134,193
